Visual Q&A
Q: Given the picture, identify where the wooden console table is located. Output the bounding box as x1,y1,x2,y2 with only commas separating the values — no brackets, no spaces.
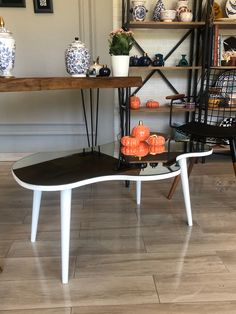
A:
0,76,142,146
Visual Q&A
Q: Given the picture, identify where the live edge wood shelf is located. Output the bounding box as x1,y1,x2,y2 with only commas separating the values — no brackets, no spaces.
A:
0,76,142,92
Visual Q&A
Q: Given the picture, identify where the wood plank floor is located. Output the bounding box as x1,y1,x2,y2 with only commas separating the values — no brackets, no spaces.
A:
0,154,236,313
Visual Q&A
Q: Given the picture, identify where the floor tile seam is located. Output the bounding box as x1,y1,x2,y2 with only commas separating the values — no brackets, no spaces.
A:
152,275,161,303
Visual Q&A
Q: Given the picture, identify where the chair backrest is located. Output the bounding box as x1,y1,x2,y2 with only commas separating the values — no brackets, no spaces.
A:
195,69,236,127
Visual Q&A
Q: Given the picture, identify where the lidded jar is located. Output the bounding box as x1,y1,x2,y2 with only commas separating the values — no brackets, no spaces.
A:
131,0,148,21
0,17,16,77
65,37,90,77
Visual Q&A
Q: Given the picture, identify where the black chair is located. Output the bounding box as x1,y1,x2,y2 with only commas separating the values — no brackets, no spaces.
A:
167,68,236,198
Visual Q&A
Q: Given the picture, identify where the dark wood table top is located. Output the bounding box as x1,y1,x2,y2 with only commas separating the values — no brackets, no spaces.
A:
12,141,211,189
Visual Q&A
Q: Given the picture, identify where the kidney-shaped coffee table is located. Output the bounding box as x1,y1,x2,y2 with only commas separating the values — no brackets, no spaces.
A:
12,140,212,283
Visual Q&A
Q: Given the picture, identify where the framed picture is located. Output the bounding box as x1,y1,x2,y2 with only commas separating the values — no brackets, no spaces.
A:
33,0,53,13
0,0,26,7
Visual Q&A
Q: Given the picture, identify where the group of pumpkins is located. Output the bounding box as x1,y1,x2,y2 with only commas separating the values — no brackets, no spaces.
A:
121,120,166,158
130,95,159,110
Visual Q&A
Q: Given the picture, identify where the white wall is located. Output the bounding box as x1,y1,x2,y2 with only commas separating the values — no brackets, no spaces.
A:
0,0,113,153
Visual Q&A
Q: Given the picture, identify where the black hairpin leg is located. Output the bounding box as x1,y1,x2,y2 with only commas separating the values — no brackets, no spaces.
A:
95,88,99,146
81,90,90,147
81,88,100,147
90,89,94,148
118,87,131,137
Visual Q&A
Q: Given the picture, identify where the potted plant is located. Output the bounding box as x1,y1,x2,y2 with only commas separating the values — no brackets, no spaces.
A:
109,28,134,76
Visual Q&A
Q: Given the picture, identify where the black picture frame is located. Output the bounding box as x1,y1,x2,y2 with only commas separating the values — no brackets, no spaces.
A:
33,0,53,13
0,0,26,7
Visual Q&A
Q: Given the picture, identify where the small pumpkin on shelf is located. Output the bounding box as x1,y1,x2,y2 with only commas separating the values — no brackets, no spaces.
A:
131,120,150,142
147,134,165,146
149,144,165,155
146,99,160,108
121,135,140,147
130,95,141,110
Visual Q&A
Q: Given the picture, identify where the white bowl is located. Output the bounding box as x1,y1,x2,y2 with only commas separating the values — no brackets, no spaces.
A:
160,10,176,22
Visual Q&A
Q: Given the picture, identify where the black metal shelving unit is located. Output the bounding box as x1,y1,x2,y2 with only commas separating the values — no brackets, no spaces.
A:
122,0,207,98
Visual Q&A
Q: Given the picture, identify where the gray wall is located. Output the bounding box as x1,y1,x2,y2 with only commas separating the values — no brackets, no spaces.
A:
0,0,113,152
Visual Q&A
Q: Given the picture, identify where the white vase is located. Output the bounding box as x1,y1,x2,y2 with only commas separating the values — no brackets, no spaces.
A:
0,17,16,77
111,55,130,77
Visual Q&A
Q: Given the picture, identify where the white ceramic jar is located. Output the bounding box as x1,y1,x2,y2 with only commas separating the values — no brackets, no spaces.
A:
0,17,16,77
65,37,90,77
131,0,148,21
179,11,193,22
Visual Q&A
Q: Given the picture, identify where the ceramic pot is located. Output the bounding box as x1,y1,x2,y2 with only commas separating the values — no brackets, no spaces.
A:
153,0,165,21
89,56,102,76
176,0,189,20
65,37,90,77
160,10,176,22
179,11,193,22
99,65,111,77
131,0,148,21
138,53,151,66
0,17,16,77
130,55,139,66
111,55,130,77
178,54,189,66
152,53,164,66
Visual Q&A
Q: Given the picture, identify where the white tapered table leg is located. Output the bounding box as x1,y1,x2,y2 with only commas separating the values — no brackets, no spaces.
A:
179,158,193,226
60,189,72,284
136,181,141,205
31,190,42,242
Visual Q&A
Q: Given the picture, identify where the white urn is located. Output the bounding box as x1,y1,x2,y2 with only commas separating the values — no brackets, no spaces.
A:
65,37,91,77
0,17,16,77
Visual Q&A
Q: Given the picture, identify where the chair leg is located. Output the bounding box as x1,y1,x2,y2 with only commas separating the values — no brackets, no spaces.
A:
229,139,236,177
167,157,196,200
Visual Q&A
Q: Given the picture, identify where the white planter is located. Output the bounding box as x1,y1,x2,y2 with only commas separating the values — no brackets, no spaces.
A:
111,55,130,77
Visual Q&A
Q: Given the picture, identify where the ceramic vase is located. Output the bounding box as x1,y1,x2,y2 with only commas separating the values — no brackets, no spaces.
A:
111,55,130,77
131,0,148,21
65,37,90,77
153,0,165,21
0,17,16,77
179,11,193,22
176,0,189,20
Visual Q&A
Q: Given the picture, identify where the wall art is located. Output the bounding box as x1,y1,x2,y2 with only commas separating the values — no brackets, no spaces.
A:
33,0,53,13
0,0,25,7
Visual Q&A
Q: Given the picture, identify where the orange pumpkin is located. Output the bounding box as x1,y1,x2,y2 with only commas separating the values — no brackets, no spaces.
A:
149,144,165,155
135,142,149,158
146,100,159,108
130,95,141,110
131,120,150,142
121,136,140,147
147,134,165,146
121,146,137,156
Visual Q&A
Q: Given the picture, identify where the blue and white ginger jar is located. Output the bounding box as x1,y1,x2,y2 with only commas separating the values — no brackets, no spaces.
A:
0,17,16,77
65,37,90,77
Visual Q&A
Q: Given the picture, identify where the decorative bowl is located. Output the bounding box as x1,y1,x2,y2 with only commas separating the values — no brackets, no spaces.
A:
160,10,176,22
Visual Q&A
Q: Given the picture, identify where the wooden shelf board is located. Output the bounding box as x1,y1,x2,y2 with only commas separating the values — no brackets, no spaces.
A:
214,21,236,29
211,66,236,70
129,21,205,29
130,66,202,71
131,106,194,113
